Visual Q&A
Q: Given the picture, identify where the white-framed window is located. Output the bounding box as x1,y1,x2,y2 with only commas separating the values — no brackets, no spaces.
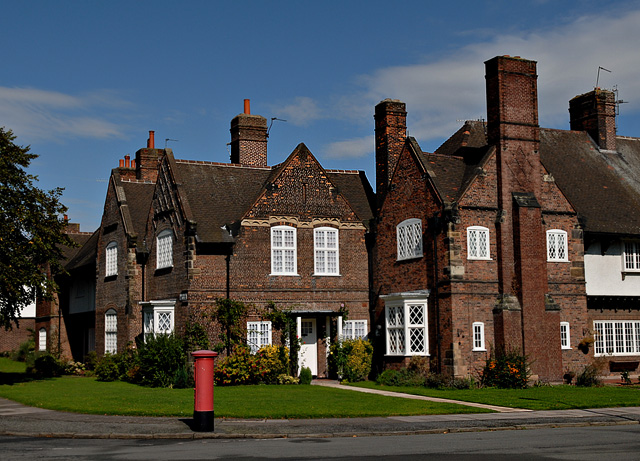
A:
156,229,173,269
142,301,175,341
342,320,368,340
105,309,117,354
271,226,297,275
383,293,429,356
247,321,272,354
467,226,490,260
314,227,339,275
397,218,423,261
472,322,485,351
38,327,47,351
594,320,640,356
560,322,571,349
547,229,568,262
105,241,118,277
623,242,640,271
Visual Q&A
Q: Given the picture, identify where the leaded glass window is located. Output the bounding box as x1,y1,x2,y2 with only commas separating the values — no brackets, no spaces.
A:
467,226,490,260
156,230,173,269
397,219,423,261
547,230,568,262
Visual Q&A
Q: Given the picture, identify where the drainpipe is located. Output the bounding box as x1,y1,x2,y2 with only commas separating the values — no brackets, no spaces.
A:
429,214,442,374
225,253,231,299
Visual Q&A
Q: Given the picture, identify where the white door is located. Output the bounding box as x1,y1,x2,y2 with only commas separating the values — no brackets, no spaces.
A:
299,318,317,376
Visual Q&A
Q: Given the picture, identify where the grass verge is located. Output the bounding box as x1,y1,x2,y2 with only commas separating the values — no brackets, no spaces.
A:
350,381,640,410
0,375,492,418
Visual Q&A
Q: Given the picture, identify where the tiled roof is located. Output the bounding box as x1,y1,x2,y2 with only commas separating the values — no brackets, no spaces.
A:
539,129,640,235
326,170,375,225
119,180,155,240
173,155,375,243
175,161,272,243
65,230,98,271
421,119,640,235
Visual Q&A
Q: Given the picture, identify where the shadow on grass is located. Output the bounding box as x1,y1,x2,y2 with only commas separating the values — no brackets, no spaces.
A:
0,371,36,385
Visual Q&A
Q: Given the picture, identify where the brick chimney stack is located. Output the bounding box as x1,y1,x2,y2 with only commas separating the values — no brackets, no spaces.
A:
230,99,268,167
569,89,617,151
374,99,407,205
135,130,163,181
485,56,560,381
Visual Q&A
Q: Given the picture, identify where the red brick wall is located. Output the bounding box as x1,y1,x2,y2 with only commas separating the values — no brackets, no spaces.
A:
0,319,36,353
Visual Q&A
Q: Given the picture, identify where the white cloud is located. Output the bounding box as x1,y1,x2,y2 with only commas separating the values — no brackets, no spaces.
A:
331,9,640,152
324,136,372,159
271,96,323,126
0,86,131,141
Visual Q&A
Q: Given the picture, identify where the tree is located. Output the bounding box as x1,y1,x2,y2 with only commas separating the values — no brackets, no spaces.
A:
0,127,75,330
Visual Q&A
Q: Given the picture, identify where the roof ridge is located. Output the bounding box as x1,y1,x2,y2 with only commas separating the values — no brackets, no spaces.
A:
325,169,361,174
120,179,154,184
175,159,271,169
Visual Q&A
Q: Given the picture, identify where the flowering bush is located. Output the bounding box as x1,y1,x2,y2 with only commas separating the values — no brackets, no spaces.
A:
214,346,260,386
214,344,293,385
329,338,373,382
481,349,530,389
255,345,289,384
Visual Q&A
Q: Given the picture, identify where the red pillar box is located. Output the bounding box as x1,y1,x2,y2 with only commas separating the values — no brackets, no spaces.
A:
191,350,218,432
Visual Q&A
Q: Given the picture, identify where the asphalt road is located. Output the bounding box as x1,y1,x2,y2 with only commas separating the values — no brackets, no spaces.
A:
2,425,640,460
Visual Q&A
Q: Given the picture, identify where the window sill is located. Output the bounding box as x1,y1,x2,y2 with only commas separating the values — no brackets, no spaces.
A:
313,273,341,277
397,255,423,262
467,257,492,261
269,273,300,277
561,347,572,350
548,259,569,263
472,348,487,352
385,353,430,357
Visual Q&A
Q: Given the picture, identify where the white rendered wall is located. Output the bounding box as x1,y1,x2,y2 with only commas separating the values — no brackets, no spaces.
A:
584,241,640,296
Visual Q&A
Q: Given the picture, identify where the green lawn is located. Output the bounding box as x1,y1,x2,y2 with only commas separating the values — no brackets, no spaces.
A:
0,358,27,373
0,374,489,418
350,381,640,411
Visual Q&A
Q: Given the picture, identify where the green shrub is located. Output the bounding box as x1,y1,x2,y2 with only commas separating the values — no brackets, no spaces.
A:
31,353,64,378
255,345,289,384
172,364,194,389
299,366,312,385
95,354,120,381
329,338,373,382
576,360,606,387
11,330,35,362
481,349,530,389
136,334,187,387
83,351,98,371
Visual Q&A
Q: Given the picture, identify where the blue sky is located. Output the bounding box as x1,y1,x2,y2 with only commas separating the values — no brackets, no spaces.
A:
3,0,640,231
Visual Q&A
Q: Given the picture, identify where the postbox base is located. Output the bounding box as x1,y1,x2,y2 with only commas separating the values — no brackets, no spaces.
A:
193,410,214,432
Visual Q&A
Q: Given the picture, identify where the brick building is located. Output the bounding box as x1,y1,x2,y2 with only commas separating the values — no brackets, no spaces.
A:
92,102,374,377
371,55,640,382
1,222,95,361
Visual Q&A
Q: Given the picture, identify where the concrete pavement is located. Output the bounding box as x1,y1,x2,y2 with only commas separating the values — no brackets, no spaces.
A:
1,382,640,440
